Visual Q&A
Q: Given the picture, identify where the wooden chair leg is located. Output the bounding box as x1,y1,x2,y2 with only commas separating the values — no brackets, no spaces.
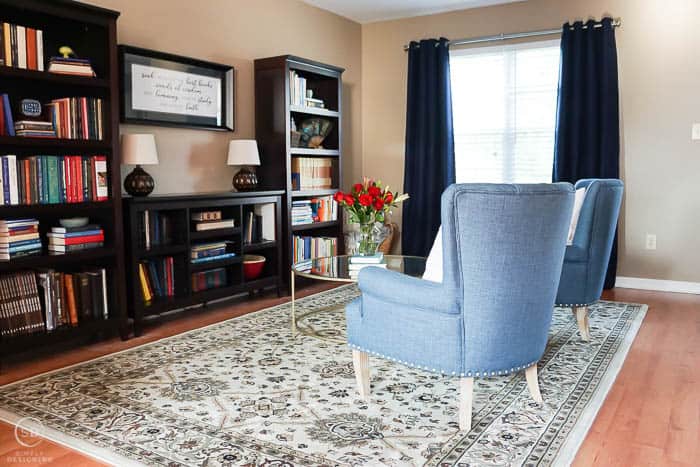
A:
574,306,591,341
352,350,370,399
525,364,543,404
458,377,474,431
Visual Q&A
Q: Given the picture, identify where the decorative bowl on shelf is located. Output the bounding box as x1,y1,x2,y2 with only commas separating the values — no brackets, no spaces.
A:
59,217,89,228
243,254,266,280
298,118,333,149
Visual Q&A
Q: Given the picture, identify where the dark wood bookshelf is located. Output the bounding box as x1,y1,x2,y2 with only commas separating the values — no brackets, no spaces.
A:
0,0,127,366
124,191,283,336
255,55,344,286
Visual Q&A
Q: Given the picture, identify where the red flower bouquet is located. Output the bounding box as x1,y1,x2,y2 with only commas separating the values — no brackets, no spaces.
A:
333,178,408,255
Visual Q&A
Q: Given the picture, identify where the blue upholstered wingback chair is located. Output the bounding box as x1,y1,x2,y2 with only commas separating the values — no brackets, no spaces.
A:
346,183,574,431
555,179,624,340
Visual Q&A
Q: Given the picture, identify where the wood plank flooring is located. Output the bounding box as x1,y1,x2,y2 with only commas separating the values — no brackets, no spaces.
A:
0,285,697,466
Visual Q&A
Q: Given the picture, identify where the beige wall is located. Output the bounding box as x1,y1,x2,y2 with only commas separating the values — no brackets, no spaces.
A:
362,0,700,282
88,0,362,194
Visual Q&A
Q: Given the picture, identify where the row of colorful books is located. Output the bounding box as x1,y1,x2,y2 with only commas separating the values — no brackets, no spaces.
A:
289,70,308,107
0,22,44,71
291,157,333,190
0,154,108,205
138,256,175,303
48,97,104,140
293,235,337,263
0,268,108,338
0,218,40,260
291,196,338,226
191,267,227,293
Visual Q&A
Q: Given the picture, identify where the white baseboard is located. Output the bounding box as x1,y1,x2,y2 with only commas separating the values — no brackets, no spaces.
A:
615,276,700,294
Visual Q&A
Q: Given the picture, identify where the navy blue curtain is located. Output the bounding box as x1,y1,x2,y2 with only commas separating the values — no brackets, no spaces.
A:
402,38,455,257
553,18,620,289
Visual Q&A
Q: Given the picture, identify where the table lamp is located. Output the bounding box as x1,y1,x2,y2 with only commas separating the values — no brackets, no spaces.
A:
121,134,159,196
227,139,261,191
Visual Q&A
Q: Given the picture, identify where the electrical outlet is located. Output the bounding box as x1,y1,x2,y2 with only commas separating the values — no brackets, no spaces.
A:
693,123,700,140
645,234,657,250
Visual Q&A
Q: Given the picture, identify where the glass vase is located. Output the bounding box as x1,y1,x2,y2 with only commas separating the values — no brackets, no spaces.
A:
356,222,380,256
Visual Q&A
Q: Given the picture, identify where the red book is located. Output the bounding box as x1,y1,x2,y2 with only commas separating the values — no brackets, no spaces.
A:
0,225,39,236
52,233,105,245
23,159,31,205
80,98,89,140
75,156,84,202
167,257,174,295
69,156,78,203
26,28,37,70
0,101,5,136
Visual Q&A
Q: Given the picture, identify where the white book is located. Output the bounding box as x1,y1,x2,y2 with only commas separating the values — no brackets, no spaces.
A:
36,30,44,71
100,268,108,319
254,203,276,241
94,158,108,199
16,26,26,69
7,155,18,205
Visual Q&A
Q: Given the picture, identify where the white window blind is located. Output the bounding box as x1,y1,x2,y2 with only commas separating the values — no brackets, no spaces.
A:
449,40,561,183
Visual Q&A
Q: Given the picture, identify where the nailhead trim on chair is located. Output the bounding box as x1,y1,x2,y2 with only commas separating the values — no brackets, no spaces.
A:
348,343,538,378
556,303,592,307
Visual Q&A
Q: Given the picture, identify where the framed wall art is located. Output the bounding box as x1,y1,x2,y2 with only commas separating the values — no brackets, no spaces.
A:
119,45,234,131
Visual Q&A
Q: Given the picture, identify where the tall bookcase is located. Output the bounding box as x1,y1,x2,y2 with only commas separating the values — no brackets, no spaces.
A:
0,0,126,365
254,55,344,282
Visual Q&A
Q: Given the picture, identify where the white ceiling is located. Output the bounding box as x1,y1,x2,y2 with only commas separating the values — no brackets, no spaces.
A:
300,0,526,24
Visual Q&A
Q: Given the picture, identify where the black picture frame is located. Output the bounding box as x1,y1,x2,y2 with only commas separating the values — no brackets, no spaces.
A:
118,45,234,131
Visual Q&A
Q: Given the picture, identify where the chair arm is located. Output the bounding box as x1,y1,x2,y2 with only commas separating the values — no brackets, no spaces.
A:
357,266,460,314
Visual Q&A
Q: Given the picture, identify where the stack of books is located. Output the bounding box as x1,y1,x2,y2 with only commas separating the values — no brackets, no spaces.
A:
293,235,337,263
191,242,235,264
349,253,387,278
47,57,96,77
291,157,333,190
0,218,41,260
291,200,313,226
14,120,55,138
191,267,227,293
0,154,108,205
0,23,44,70
193,210,235,231
47,97,103,140
35,268,108,330
0,271,44,337
47,224,104,253
305,97,325,109
138,257,175,302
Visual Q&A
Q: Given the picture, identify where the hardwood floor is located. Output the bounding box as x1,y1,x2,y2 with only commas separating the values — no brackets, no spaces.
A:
0,286,697,466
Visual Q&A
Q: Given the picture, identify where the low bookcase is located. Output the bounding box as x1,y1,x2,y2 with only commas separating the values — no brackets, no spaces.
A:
124,191,283,336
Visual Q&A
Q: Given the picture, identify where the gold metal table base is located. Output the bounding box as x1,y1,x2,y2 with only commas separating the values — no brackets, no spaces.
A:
291,271,346,344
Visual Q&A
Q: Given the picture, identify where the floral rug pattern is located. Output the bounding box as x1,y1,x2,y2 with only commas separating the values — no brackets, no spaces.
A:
0,286,646,466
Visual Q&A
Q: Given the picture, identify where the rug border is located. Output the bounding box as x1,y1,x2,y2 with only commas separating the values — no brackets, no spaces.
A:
550,303,648,466
0,285,350,467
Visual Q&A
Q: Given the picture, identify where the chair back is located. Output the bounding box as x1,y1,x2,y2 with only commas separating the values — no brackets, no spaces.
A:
568,179,624,302
440,183,574,373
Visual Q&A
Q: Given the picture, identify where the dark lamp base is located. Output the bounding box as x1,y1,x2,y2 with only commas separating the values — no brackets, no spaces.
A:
233,167,259,192
124,165,155,197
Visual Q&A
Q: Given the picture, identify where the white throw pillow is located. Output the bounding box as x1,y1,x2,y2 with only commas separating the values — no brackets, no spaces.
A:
422,226,443,283
567,187,587,245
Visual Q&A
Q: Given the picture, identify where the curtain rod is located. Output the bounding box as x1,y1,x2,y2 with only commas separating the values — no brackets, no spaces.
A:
402,18,621,51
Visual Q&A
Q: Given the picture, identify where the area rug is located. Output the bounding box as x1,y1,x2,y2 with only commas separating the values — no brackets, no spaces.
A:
0,285,646,467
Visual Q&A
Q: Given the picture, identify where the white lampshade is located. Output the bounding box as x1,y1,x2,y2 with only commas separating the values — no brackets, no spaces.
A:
227,140,260,166
121,134,159,165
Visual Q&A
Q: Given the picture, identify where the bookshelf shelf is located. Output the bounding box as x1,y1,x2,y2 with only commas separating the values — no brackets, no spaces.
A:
190,227,241,242
124,191,283,336
289,148,339,157
243,240,277,252
0,1,127,365
291,188,339,198
137,244,188,258
0,66,111,88
0,136,111,150
289,105,339,118
291,220,340,232
0,247,116,273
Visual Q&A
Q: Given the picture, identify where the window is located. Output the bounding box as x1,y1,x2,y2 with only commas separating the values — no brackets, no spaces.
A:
450,40,560,183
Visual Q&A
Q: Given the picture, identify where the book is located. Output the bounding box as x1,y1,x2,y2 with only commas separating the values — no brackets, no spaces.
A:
51,224,100,234
195,219,235,231
48,241,103,253
47,57,96,77
191,211,222,221
47,233,104,245
190,252,236,264
349,253,384,264
191,268,227,292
